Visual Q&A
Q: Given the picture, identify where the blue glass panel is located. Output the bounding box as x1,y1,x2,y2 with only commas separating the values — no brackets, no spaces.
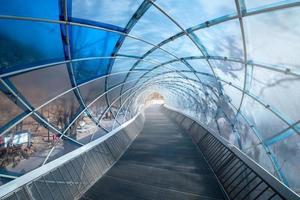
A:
0,0,60,19
70,25,121,83
0,20,64,73
71,25,120,59
72,59,110,84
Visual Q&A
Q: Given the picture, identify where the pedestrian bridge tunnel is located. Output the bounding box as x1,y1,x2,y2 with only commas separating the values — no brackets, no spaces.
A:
0,1,300,199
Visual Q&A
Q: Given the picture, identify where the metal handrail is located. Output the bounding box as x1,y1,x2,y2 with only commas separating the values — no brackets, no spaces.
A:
0,110,144,199
164,104,300,200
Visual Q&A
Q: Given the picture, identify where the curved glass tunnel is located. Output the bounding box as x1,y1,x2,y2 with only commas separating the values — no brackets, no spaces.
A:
0,0,300,197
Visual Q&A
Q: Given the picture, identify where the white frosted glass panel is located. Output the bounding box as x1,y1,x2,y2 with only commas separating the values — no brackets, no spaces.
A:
130,6,181,44
244,144,277,177
271,130,300,191
245,7,300,69
250,66,300,122
222,83,242,110
211,59,245,88
235,114,261,149
156,0,236,29
195,20,243,59
241,95,288,140
72,0,143,28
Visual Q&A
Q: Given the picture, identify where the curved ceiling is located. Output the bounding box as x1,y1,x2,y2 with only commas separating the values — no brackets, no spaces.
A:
0,0,299,193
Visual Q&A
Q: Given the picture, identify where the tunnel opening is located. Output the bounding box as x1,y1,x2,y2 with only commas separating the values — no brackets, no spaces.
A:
0,0,300,199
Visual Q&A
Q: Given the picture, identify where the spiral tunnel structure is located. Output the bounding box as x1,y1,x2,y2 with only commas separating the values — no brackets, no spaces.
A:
0,0,300,198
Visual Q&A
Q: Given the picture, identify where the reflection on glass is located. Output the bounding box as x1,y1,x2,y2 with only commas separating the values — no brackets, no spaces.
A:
38,91,81,131
10,64,72,108
0,90,23,128
0,116,55,174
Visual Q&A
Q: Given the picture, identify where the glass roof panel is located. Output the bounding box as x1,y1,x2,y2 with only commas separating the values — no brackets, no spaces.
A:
245,0,284,9
118,37,153,57
241,95,289,140
72,0,143,28
0,90,23,128
249,66,300,122
245,6,300,70
162,35,202,58
0,20,64,73
194,19,243,59
156,0,237,29
129,6,181,44
0,0,60,19
10,64,72,108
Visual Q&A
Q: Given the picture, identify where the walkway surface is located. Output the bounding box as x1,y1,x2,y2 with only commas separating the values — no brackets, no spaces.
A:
81,105,225,200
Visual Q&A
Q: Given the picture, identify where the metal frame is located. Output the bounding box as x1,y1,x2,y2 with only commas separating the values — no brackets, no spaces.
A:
0,0,300,190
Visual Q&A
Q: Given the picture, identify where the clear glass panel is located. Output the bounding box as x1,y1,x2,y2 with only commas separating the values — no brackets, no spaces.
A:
132,59,158,70
162,35,201,58
194,19,243,59
156,0,236,29
88,95,107,120
0,20,64,72
110,58,139,73
79,75,106,105
0,90,23,128
245,6,300,70
249,66,300,122
10,64,72,108
241,95,288,140
270,130,300,191
187,59,213,74
245,0,285,9
38,91,81,131
143,49,175,65
0,115,56,174
65,113,104,144
118,37,153,57
46,139,80,163
108,86,122,108
0,0,60,19
72,0,143,28
129,6,181,44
